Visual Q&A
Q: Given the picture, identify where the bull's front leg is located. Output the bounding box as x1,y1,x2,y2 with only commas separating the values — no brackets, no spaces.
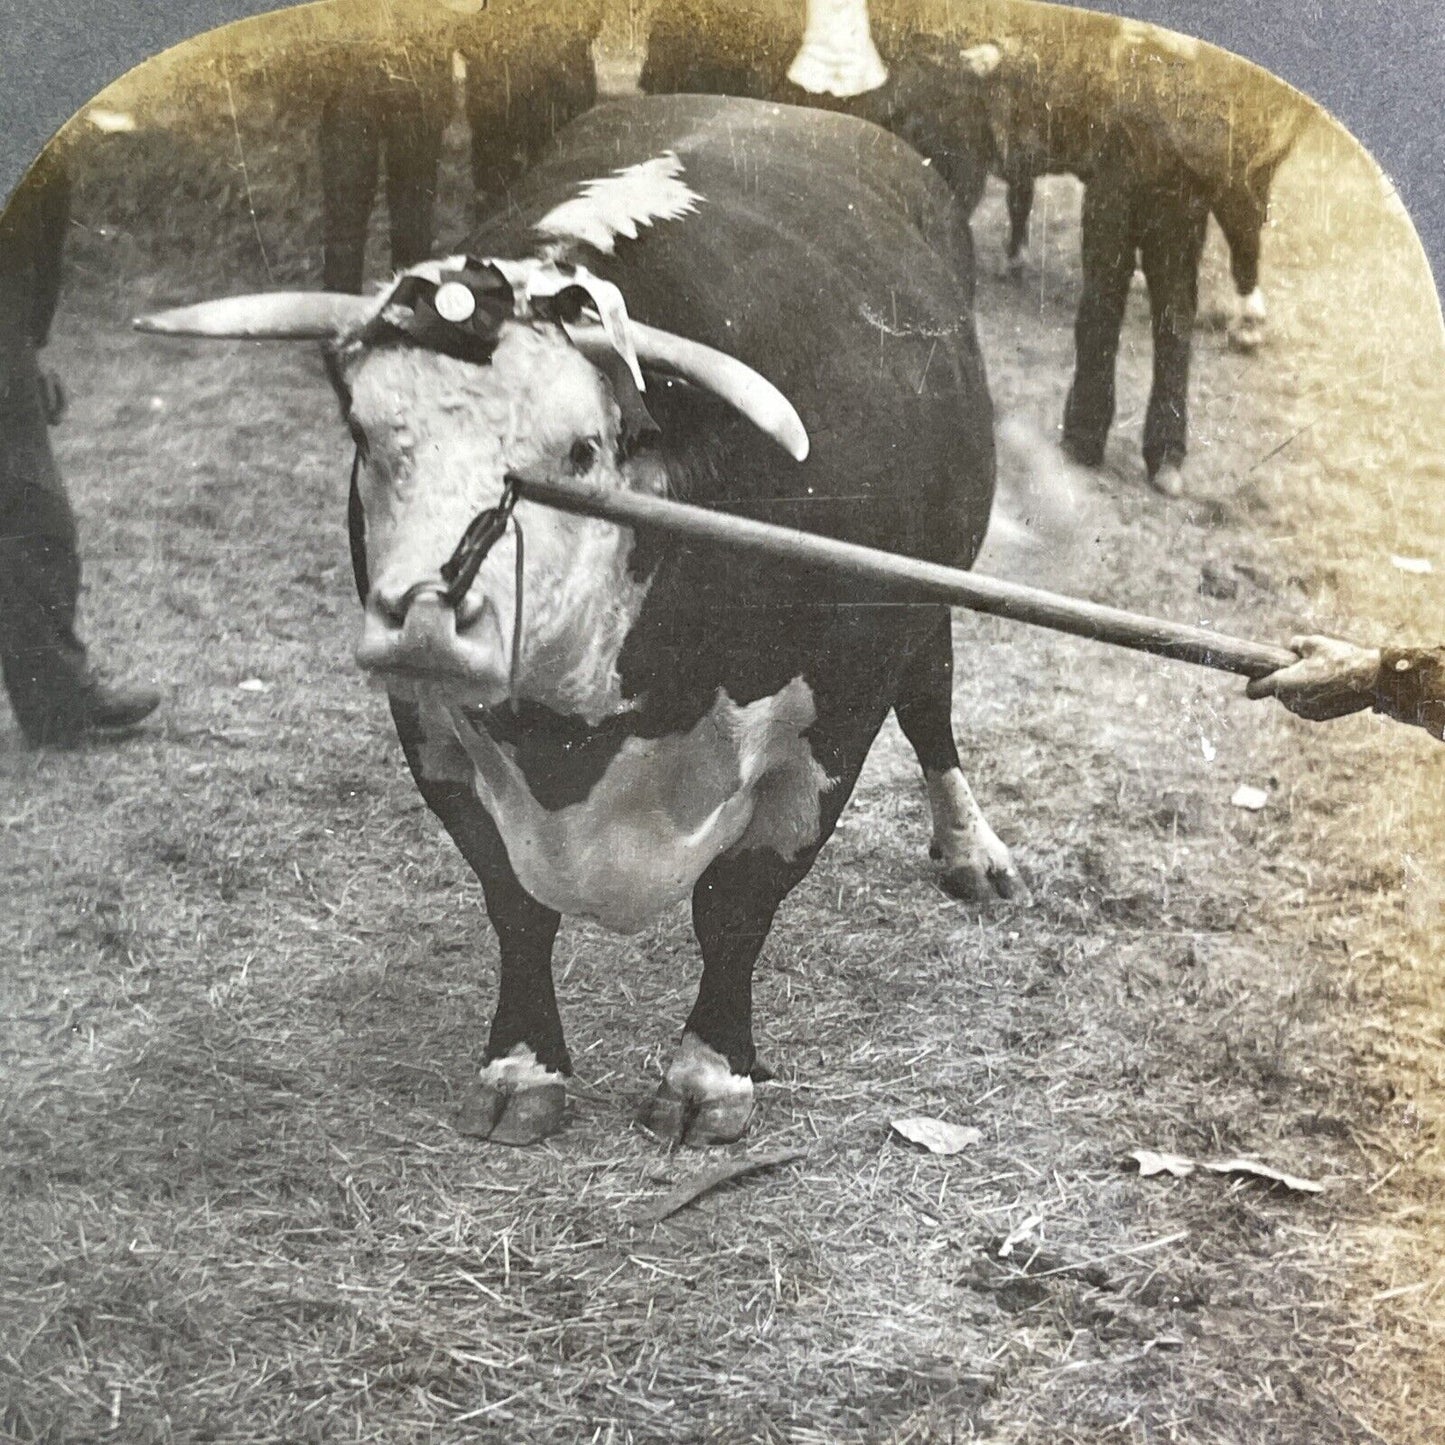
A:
390,701,570,1145
457,863,570,1145
643,850,800,1147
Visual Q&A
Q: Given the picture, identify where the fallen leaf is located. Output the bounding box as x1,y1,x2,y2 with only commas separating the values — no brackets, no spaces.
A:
998,1213,1043,1258
1389,554,1433,575
639,1148,808,1224
237,678,270,694
1130,1149,1196,1179
1230,784,1269,811
1201,1157,1323,1194
889,1117,983,1156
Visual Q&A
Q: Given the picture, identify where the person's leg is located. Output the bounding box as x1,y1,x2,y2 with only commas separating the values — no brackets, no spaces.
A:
382,63,448,271
320,85,381,293
0,294,90,746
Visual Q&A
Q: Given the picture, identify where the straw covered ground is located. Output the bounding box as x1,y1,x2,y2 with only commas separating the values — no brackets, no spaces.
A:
2,30,1443,1444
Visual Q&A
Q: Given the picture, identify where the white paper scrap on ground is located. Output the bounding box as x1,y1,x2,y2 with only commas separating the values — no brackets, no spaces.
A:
889,1117,983,1155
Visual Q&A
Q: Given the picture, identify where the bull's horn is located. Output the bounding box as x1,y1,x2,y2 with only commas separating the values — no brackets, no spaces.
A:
133,291,375,339
787,0,888,99
568,320,809,462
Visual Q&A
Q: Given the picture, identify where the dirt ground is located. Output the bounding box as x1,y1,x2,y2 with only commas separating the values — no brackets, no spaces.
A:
2,45,1443,1445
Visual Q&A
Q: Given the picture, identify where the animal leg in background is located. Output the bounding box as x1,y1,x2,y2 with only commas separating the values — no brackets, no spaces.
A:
892,610,1023,905
1004,173,1035,275
1139,182,1209,495
388,699,571,1146
1061,175,1138,471
1211,171,1278,353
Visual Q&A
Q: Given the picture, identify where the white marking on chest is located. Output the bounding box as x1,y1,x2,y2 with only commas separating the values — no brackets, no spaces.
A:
419,679,833,933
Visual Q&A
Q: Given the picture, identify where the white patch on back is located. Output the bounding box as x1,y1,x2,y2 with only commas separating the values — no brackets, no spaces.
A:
535,152,703,256
437,678,832,933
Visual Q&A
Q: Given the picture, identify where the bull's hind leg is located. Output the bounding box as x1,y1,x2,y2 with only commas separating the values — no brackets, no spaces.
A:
389,700,569,1146
893,612,1024,905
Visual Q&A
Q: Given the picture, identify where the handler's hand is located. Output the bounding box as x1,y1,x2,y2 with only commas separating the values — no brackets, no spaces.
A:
1245,635,1381,721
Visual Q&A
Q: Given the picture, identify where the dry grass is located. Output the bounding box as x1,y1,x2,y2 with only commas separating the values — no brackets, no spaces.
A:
2,49,1443,1445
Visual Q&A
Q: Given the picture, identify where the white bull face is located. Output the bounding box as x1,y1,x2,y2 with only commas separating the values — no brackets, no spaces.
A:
345,323,654,725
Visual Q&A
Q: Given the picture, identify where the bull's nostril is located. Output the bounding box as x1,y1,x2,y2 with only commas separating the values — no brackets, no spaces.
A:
370,589,410,628
371,580,450,627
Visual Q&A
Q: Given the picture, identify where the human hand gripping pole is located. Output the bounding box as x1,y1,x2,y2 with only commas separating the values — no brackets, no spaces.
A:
506,473,1442,738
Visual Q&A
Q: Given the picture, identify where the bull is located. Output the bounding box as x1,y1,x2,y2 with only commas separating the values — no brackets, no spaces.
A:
137,94,1011,1146
637,0,1312,494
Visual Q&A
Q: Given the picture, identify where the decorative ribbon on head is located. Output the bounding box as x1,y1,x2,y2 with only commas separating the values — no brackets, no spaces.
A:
373,256,658,450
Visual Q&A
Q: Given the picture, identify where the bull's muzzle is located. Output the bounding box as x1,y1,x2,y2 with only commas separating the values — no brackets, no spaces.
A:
355,584,509,702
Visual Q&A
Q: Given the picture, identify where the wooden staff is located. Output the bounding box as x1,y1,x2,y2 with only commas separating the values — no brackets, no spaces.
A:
516,475,1299,679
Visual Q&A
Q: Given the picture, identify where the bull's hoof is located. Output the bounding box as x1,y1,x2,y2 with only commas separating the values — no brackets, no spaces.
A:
1227,288,1268,354
640,1033,756,1147
1149,461,1186,498
456,1079,566,1144
456,1045,567,1145
1227,316,1267,353
932,846,1029,906
639,1079,754,1146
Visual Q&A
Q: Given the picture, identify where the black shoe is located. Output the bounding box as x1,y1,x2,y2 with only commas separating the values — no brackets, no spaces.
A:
81,678,161,732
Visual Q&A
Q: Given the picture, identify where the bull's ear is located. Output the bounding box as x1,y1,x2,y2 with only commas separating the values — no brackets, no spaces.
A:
134,291,374,340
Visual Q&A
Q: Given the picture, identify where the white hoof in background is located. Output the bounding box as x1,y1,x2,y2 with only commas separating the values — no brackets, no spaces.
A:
1150,461,1186,497
1227,288,1268,353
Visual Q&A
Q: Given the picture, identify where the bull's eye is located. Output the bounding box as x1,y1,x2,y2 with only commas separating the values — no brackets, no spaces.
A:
567,436,601,475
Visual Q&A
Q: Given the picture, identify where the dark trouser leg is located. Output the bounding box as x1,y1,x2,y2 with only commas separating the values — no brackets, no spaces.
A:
465,38,597,205
319,91,380,293
0,302,89,746
892,610,1023,904
389,699,569,1144
1139,189,1209,485
382,75,447,271
1062,179,1138,468
1005,174,1035,270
